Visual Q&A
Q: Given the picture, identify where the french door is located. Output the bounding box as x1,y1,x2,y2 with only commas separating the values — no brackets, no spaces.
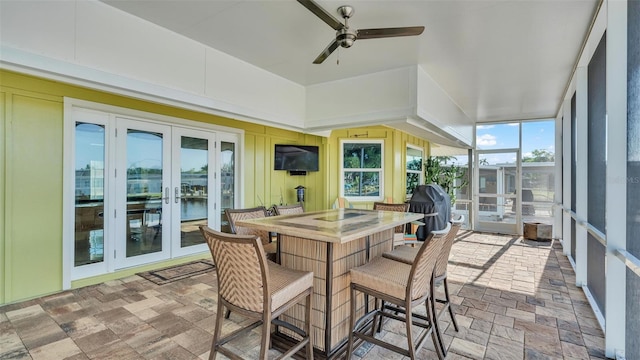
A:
474,149,522,234
114,118,173,268
69,106,232,281
170,128,215,258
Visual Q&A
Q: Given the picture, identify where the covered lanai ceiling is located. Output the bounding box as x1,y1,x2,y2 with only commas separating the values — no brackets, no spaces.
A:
102,0,598,124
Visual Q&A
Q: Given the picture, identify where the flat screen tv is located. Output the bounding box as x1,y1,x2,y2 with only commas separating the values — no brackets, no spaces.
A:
274,144,319,172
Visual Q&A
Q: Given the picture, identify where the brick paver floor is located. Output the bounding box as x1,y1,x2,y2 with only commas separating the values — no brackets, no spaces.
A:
0,231,606,359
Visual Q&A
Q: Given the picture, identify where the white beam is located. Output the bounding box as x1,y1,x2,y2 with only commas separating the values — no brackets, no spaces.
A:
575,66,588,286
562,97,572,256
605,0,628,357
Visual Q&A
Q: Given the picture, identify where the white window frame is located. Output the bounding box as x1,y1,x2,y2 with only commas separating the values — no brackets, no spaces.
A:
406,144,424,197
340,139,384,202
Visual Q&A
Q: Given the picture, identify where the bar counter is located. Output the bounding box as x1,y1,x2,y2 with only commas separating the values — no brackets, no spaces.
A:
237,208,423,359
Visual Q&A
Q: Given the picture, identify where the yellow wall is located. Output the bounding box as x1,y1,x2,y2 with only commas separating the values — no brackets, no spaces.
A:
327,126,429,209
0,70,427,305
0,86,6,304
243,125,326,210
0,70,327,304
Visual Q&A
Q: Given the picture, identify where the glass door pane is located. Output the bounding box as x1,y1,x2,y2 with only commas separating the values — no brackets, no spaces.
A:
475,150,521,234
116,119,171,268
171,128,214,256
126,130,163,257
220,141,236,233
74,122,105,267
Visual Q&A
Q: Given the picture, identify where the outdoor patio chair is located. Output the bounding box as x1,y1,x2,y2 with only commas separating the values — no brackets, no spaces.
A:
345,231,446,360
199,226,314,360
225,206,277,262
381,215,465,356
372,201,410,247
274,203,305,215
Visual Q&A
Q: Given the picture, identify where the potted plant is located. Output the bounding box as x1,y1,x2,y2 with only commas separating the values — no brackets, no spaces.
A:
424,156,468,206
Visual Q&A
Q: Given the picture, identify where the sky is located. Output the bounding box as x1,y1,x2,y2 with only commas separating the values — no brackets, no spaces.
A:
474,120,555,165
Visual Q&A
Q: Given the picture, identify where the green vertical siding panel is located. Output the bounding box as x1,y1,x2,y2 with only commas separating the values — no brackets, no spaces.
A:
253,136,266,207
327,129,345,208
8,94,63,302
244,134,257,208
301,135,325,211
0,91,6,304
269,136,289,206
264,134,326,211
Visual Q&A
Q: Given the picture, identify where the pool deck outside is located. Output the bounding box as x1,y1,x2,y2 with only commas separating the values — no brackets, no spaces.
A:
0,231,607,360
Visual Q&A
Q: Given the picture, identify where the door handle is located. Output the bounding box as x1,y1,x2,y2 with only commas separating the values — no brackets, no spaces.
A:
175,187,181,203
163,187,170,204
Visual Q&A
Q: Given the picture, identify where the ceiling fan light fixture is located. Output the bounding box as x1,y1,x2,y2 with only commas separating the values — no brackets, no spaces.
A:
337,29,357,48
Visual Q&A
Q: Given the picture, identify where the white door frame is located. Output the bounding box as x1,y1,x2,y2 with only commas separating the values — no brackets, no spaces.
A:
170,127,216,257
474,148,522,235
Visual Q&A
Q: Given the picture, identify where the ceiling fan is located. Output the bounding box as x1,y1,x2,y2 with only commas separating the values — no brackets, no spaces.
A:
297,0,425,64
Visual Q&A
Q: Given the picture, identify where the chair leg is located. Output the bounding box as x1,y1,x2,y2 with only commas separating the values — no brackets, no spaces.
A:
430,280,446,358
209,300,225,360
426,294,445,360
405,306,416,360
260,313,271,360
305,291,314,360
444,277,459,332
224,308,231,319
370,298,380,336
345,286,357,360
376,300,385,333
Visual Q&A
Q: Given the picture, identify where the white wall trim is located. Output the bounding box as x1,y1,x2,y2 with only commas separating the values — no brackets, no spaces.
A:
574,66,588,286
562,97,573,256
64,98,245,136
553,112,563,240
1,46,306,133
604,0,628,356
583,285,606,331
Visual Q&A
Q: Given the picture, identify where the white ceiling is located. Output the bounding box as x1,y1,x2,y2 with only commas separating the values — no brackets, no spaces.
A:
101,0,598,123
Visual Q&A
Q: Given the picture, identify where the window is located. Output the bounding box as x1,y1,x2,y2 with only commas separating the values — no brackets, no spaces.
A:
521,120,556,223
406,145,423,196
341,140,383,201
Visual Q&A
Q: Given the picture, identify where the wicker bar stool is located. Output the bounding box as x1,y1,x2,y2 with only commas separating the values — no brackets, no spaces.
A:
382,215,465,356
199,226,314,360
345,231,446,360
225,206,277,262
274,203,305,215
372,202,410,247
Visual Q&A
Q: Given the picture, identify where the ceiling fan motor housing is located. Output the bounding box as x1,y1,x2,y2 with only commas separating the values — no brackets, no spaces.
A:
337,28,357,48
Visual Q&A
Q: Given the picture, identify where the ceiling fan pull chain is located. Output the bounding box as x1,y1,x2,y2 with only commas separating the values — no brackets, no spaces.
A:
337,48,340,65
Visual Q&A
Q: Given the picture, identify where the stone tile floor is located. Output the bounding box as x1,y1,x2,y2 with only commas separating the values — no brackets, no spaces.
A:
0,231,606,359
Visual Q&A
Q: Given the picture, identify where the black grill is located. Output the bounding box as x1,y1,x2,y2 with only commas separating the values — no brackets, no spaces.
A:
408,184,451,241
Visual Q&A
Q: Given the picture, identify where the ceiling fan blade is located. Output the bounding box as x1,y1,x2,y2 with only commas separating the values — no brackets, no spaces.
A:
357,26,425,39
313,39,340,64
297,0,344,30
